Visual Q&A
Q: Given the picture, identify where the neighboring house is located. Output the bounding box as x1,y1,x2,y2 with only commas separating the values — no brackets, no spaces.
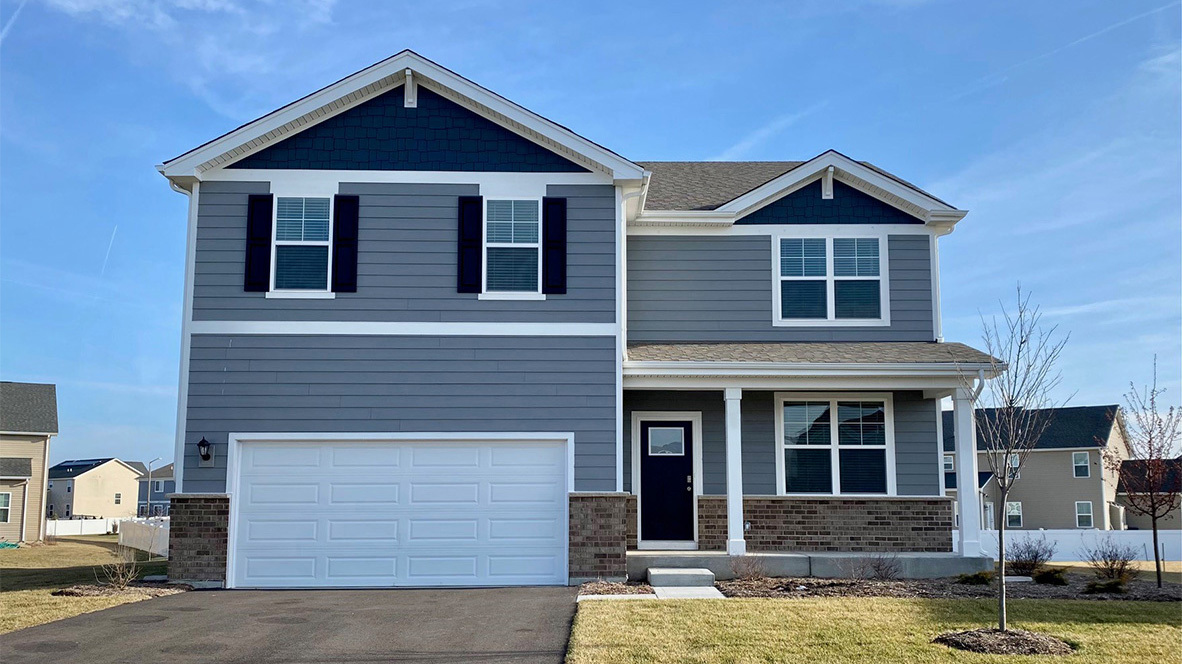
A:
137,463,175,516
942,405,1129,531
46,459,144,519
0,382,58,542
157,50,998,589
1117,457,1182,530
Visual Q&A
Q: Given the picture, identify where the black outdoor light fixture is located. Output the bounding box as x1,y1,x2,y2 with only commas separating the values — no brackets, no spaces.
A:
197,437,212,461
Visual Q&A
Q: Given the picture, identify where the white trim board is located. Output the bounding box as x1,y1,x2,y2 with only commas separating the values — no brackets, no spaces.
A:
630,411,703,549
189,321,617,337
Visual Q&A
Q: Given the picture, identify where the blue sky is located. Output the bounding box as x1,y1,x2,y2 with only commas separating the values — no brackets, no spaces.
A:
1,0,1179,466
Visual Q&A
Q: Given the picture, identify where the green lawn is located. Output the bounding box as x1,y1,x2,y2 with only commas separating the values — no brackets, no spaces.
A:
567,597,1181,664
0,536,168,634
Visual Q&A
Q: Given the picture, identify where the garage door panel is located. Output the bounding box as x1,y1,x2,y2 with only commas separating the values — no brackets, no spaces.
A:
249,445,322,468
233,438,568,588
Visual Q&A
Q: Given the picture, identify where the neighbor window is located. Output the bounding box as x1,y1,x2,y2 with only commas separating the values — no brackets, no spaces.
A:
273,197,331,290
1072,451,1090,478
779,395,891,495
114,493,121,505
153,480,163,493
943,454,955,472
777,236,884,322
1005,501,1023,528
66,483,71,493
1007,453,1021,480
0,493,9,523
65,505,71,517
1075,501,1094,528
485,199,541,293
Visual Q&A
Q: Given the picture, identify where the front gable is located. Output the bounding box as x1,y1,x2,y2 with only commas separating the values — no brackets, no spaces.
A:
736,179,923,225
227,86,588,172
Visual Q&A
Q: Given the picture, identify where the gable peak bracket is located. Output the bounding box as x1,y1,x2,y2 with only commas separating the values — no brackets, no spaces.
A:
821,166,835,200
404,68,418,108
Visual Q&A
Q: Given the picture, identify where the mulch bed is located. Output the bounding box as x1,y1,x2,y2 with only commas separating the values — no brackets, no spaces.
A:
933,628,1075,656
52,582,191,598
579,580,654,595
717,576,1181,601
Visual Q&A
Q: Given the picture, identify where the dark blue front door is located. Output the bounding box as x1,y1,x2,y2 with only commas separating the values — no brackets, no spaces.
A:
639,421,694,541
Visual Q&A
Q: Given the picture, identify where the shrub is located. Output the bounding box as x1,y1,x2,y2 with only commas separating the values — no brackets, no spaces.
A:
1006,534,1056,576
729,555,767,581
1032,568,1069,585
955,571,994,585
1083,578,1127,594
1081,535,1141,583
838,554,901,581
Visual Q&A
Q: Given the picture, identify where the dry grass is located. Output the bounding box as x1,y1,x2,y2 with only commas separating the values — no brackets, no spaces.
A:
0,536,169,634
1054,560,1182,585
566,597,1181,664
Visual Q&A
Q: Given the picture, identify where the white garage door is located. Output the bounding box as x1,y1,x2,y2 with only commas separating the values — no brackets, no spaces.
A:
230,437,569,588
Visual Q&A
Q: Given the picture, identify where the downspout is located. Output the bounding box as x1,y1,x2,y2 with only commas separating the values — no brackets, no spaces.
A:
39,434,52,541
19,480,28,542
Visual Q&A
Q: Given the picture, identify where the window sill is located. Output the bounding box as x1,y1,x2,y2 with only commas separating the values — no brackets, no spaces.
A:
266,291,336,300
772,318,891,327
478,292,546,301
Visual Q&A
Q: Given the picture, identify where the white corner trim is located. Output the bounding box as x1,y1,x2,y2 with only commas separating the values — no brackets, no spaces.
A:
265,291,337,299
173,181,199,494
189,320,617,337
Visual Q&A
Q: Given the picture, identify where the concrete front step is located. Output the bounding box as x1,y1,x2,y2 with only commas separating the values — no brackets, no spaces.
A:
647,567,716,587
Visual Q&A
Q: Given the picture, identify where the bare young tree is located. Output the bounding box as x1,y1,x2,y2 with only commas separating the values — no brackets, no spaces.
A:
960,286,1070,632
1103,359,1182,588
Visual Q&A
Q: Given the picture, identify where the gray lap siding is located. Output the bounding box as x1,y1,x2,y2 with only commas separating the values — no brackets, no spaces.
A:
182,334,617,493
626,234,934,342
192,181,616,322
623,390,941,497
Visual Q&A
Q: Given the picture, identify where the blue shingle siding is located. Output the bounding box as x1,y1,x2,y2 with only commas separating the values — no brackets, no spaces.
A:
736,180,923,224
226,87,588,172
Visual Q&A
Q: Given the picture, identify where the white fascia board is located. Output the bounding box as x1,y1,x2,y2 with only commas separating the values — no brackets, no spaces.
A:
160,51,644,183
623,374,971,391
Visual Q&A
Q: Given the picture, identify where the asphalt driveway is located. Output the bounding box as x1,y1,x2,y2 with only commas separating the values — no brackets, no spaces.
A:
0,587,578,664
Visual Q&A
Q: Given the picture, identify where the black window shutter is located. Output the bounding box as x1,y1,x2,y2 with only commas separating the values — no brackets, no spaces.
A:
332,195,360,292
457,196,483,293
244,194,273,292
542,197,567,295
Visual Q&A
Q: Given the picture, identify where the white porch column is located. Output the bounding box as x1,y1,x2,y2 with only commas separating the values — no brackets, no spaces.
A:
724,388,746,555
953,388,982,557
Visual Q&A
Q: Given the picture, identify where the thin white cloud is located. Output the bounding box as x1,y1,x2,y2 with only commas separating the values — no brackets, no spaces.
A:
0,0,31,43
710,102,828,161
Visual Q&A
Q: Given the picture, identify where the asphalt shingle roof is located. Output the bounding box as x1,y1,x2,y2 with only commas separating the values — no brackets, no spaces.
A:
1117,458,1182,494
0,457,33,478
941,405,1120,452
627,342,995,365
48,458,114,480
138,463,174,480
0,382,58,435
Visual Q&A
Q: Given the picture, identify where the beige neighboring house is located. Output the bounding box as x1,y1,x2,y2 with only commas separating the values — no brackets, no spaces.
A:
943,405,1130,531
0,381,58,543
46,458,145,519
1117,457,1182,530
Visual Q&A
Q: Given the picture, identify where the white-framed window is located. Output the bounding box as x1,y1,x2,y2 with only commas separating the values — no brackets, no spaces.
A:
153,480,163,493
481,198,542,298
775,393,895,495
271,196,333,292
943,454,955,472
114,493,121,505
1072,451,1090,478
1007,453,1021,480
1075,501,1094,528
66,482,71,493
65,504,71,517
1005,501,1023,528
648,426,686,456
0,493,9,523
774,235,888,325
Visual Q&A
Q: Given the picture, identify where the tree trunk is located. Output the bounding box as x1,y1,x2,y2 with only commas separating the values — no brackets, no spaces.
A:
1152,514,1162,588
997,490,1008,632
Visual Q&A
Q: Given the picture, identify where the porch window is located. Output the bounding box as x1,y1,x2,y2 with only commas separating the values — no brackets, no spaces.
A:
777,394,893,495
776,236,886,324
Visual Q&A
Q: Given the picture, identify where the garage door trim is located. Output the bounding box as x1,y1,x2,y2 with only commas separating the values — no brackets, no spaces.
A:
225,431,575,589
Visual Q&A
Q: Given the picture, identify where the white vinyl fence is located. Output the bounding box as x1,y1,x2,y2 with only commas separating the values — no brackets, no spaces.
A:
46,518,121,537
954,528,1182,562
118,518,170,558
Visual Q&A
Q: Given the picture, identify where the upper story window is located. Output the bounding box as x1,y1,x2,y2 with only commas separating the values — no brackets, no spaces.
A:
1072,451,1090,478
153,480,164,493
775,236,887,326
943,454,955,472
484,199,541,296
114,492,121,505
273,197,332,291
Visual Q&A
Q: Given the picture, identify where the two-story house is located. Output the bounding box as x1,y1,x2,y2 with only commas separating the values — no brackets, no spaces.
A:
137,463,175,516
46,458,144,519
157,50,996,589
0,382,58,542
942,405,1131,531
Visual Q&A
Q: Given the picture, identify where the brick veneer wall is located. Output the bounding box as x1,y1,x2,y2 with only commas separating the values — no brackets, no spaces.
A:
625,494,638,550
698,496,953,553
569,493,630,582
169,494,229,585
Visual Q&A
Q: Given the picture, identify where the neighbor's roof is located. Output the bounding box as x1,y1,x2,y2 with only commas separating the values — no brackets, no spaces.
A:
125,461,148,476
0,457,33,478
627,342,995,365
1117,458,1182,494
638,160,945,211
138,463,174,480
47,458,132,479
941,405,1120,452
945,470,993,490
0,382,58,435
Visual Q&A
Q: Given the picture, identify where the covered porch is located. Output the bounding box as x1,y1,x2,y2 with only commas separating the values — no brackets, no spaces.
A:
620,341,995,568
